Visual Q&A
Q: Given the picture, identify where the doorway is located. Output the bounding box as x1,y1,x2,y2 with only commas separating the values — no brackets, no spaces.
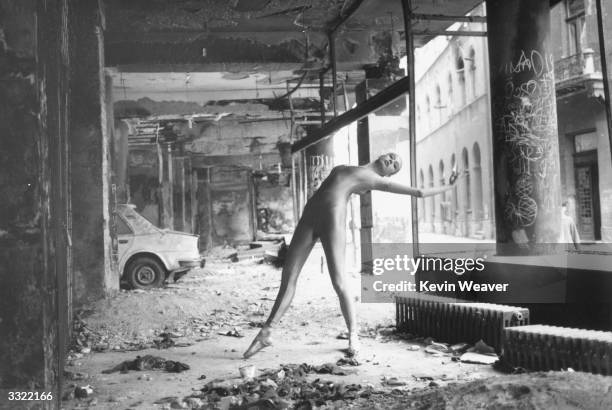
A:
573,150,601,241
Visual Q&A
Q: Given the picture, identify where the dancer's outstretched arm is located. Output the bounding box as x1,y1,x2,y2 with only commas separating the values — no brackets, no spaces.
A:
371,169,461,197
376,180,450,197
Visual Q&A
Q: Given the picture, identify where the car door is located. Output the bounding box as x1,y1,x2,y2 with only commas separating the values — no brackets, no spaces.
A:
116,214,135,270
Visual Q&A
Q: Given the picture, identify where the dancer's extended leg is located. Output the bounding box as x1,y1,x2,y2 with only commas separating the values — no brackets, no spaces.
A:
243,220,317,358
320,217,359,356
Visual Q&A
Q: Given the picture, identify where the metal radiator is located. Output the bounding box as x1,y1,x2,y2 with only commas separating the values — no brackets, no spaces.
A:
396,294,530,352
501,325,612,375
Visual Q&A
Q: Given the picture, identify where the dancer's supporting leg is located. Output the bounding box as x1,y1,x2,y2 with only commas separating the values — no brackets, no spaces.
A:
243,220,317,358
320,214,359,355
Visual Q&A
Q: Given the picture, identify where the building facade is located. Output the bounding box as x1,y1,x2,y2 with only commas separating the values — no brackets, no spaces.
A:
414,0,612,243
552,0,612,242
414,3,495,241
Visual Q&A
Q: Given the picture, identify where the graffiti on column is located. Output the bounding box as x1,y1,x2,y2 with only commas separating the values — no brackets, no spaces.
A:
496,49,558,229
308,154,334,195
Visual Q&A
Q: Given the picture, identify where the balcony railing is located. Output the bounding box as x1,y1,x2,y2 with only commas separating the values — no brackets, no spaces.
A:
555,49,601,83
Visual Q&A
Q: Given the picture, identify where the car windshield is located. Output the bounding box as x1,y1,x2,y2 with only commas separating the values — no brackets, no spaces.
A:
117,205,160,235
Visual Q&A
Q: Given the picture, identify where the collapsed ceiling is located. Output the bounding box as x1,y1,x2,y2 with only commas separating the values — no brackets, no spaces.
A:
105,0,484,113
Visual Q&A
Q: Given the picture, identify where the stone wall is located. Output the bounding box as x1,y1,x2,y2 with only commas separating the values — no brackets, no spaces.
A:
0,0,68,398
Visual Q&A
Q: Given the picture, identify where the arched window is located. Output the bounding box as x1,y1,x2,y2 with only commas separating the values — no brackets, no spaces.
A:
426,95,431,129
428,165,435,227
428,164,435,188
438,160,447,227
447,72,453,112
419,169,425,222
419,168,425,189
456,55,466,106
450,153,457,225
462,147,471,212
456,55,465,71
468,46,477,98
469,47,476,71
435,84,442,123
472,142,483,224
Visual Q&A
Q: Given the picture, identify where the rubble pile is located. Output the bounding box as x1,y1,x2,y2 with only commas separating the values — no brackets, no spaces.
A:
186,363,374,409
102,355,190,374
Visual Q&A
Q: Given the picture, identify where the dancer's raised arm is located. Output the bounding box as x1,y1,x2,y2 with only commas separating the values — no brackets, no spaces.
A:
370,168,459,197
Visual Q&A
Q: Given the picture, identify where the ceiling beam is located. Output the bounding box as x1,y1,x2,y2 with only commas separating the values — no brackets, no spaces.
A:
410,13,487,23
292,75,410,153
106,62,303,73
105,36,319,67
105,30,325,45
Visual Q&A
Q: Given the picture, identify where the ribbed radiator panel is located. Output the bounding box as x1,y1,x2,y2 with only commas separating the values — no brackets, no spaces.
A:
502,325,612,375
396,294,530,352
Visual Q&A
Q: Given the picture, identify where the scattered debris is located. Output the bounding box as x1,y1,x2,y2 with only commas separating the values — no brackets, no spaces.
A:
64,370,88,381
375,326,396,337
381,376,407,387
459,352,498,365
74,385,94,398
239,364,256,379
154,396,180,405
62,388,75,401
459,340,498,364
218,327,244,337
413,374,434,382
154,332,195,349
184,397,205,408
183,363,373,409
450,343,470,353
424,341,453,355
102,355,190,374
336,357,360,367
311,362,358,376
154,332,176,349
470,340,496,355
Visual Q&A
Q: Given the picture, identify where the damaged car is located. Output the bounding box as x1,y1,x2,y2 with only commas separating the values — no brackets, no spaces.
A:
114,204,205,289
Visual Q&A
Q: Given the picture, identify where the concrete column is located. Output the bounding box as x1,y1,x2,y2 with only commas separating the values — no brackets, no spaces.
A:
357,108,372,273
70,0,116,304
486,0,562,249
113,120,130,203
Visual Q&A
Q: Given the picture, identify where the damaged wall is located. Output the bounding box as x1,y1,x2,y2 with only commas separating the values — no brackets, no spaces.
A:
254,172,295,233
198,166,256,249
0,0,47,389
70,0,117,305
121,111,296,244
186,118,291,156
187,118,295,238
0,0,69,396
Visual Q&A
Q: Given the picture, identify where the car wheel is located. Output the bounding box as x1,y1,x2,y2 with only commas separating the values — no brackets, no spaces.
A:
125,256,165,290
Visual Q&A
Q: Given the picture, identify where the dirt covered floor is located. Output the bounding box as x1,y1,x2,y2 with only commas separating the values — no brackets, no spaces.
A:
61,245,612,409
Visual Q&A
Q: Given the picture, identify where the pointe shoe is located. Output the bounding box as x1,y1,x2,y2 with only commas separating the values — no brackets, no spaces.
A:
243,327,273,359
346,333,360,357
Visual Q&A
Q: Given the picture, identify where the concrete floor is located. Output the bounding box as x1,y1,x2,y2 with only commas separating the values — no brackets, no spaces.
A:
61,244,499,409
